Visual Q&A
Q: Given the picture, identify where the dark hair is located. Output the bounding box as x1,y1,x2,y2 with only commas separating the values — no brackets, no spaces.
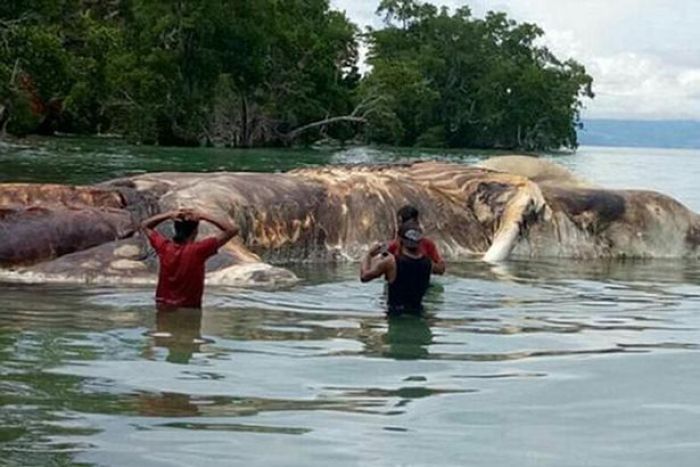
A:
173,220,199,244
397,205,419,223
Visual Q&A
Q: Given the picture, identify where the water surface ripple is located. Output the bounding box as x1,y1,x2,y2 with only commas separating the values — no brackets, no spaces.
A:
2,260,700,466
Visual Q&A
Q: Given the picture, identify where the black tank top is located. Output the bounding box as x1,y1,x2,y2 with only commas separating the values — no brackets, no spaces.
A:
387,254,431,315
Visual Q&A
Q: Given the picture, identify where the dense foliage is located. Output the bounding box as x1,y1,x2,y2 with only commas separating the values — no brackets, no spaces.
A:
362,0,594,149
0,0,593,150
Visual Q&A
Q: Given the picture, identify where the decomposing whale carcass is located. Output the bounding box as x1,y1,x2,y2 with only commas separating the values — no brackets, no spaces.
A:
478,156,700,259
1,156,699,287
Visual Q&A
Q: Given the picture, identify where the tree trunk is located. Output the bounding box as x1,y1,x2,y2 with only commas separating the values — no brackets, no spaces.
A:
0,104,8,138
241,94,249,148
282,115,367,145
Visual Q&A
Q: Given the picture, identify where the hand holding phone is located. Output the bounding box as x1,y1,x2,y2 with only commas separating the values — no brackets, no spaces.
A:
379,242,390,257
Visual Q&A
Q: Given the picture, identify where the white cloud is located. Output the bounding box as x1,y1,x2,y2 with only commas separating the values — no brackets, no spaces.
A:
331,0,700,120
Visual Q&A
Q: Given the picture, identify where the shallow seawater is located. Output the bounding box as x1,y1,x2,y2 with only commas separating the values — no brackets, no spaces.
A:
3,140,700,466
0,137,502,185
3,261,700,467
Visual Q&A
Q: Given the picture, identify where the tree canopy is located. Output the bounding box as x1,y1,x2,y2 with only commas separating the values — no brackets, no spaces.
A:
0,0,593,150
362,0,594,149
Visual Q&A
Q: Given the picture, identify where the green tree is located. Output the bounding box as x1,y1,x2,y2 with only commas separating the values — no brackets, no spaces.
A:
0,0,120,136
362,2,594,150
109,0,359,146
208,0,360,147
0,0,592,150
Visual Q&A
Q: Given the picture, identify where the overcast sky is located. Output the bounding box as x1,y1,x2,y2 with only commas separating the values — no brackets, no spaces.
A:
331,0,700,121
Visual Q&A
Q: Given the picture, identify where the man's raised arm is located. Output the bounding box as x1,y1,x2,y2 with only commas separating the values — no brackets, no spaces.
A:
360,243,392,283
141,211,179,233
196,211,239,247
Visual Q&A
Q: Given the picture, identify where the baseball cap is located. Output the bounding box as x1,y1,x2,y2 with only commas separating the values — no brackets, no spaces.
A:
398,221,423,249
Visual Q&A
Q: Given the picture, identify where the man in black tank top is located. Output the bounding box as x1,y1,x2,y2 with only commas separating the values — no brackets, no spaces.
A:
360,222,432,316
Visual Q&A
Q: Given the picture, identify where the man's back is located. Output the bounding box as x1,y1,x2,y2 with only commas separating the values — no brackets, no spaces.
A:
387,253,432,315
148,231,219,308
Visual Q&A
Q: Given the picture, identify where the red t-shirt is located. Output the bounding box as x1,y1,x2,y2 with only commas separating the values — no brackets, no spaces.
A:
147,230,220,308
387,237,442,263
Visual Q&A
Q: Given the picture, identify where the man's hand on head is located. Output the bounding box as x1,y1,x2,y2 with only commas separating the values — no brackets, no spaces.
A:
177,209,200,222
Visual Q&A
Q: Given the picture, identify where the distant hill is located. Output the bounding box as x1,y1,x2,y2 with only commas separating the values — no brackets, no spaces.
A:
578,119,700,149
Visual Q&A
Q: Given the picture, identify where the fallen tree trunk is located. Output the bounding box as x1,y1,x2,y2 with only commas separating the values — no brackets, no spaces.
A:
282,115,367,144
280,95,386,145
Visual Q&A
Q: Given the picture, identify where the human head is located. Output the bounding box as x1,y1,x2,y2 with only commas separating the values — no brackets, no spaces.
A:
398,221,423,253
173,219,199,244
397,205,419,224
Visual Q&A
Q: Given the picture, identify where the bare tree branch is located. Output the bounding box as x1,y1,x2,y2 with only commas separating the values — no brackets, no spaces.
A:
281,94,388,144
284,115,368,142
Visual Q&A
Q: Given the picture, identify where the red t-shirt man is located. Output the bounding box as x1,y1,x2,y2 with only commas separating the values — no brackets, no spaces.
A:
142,209,239,310
147,230,220,308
